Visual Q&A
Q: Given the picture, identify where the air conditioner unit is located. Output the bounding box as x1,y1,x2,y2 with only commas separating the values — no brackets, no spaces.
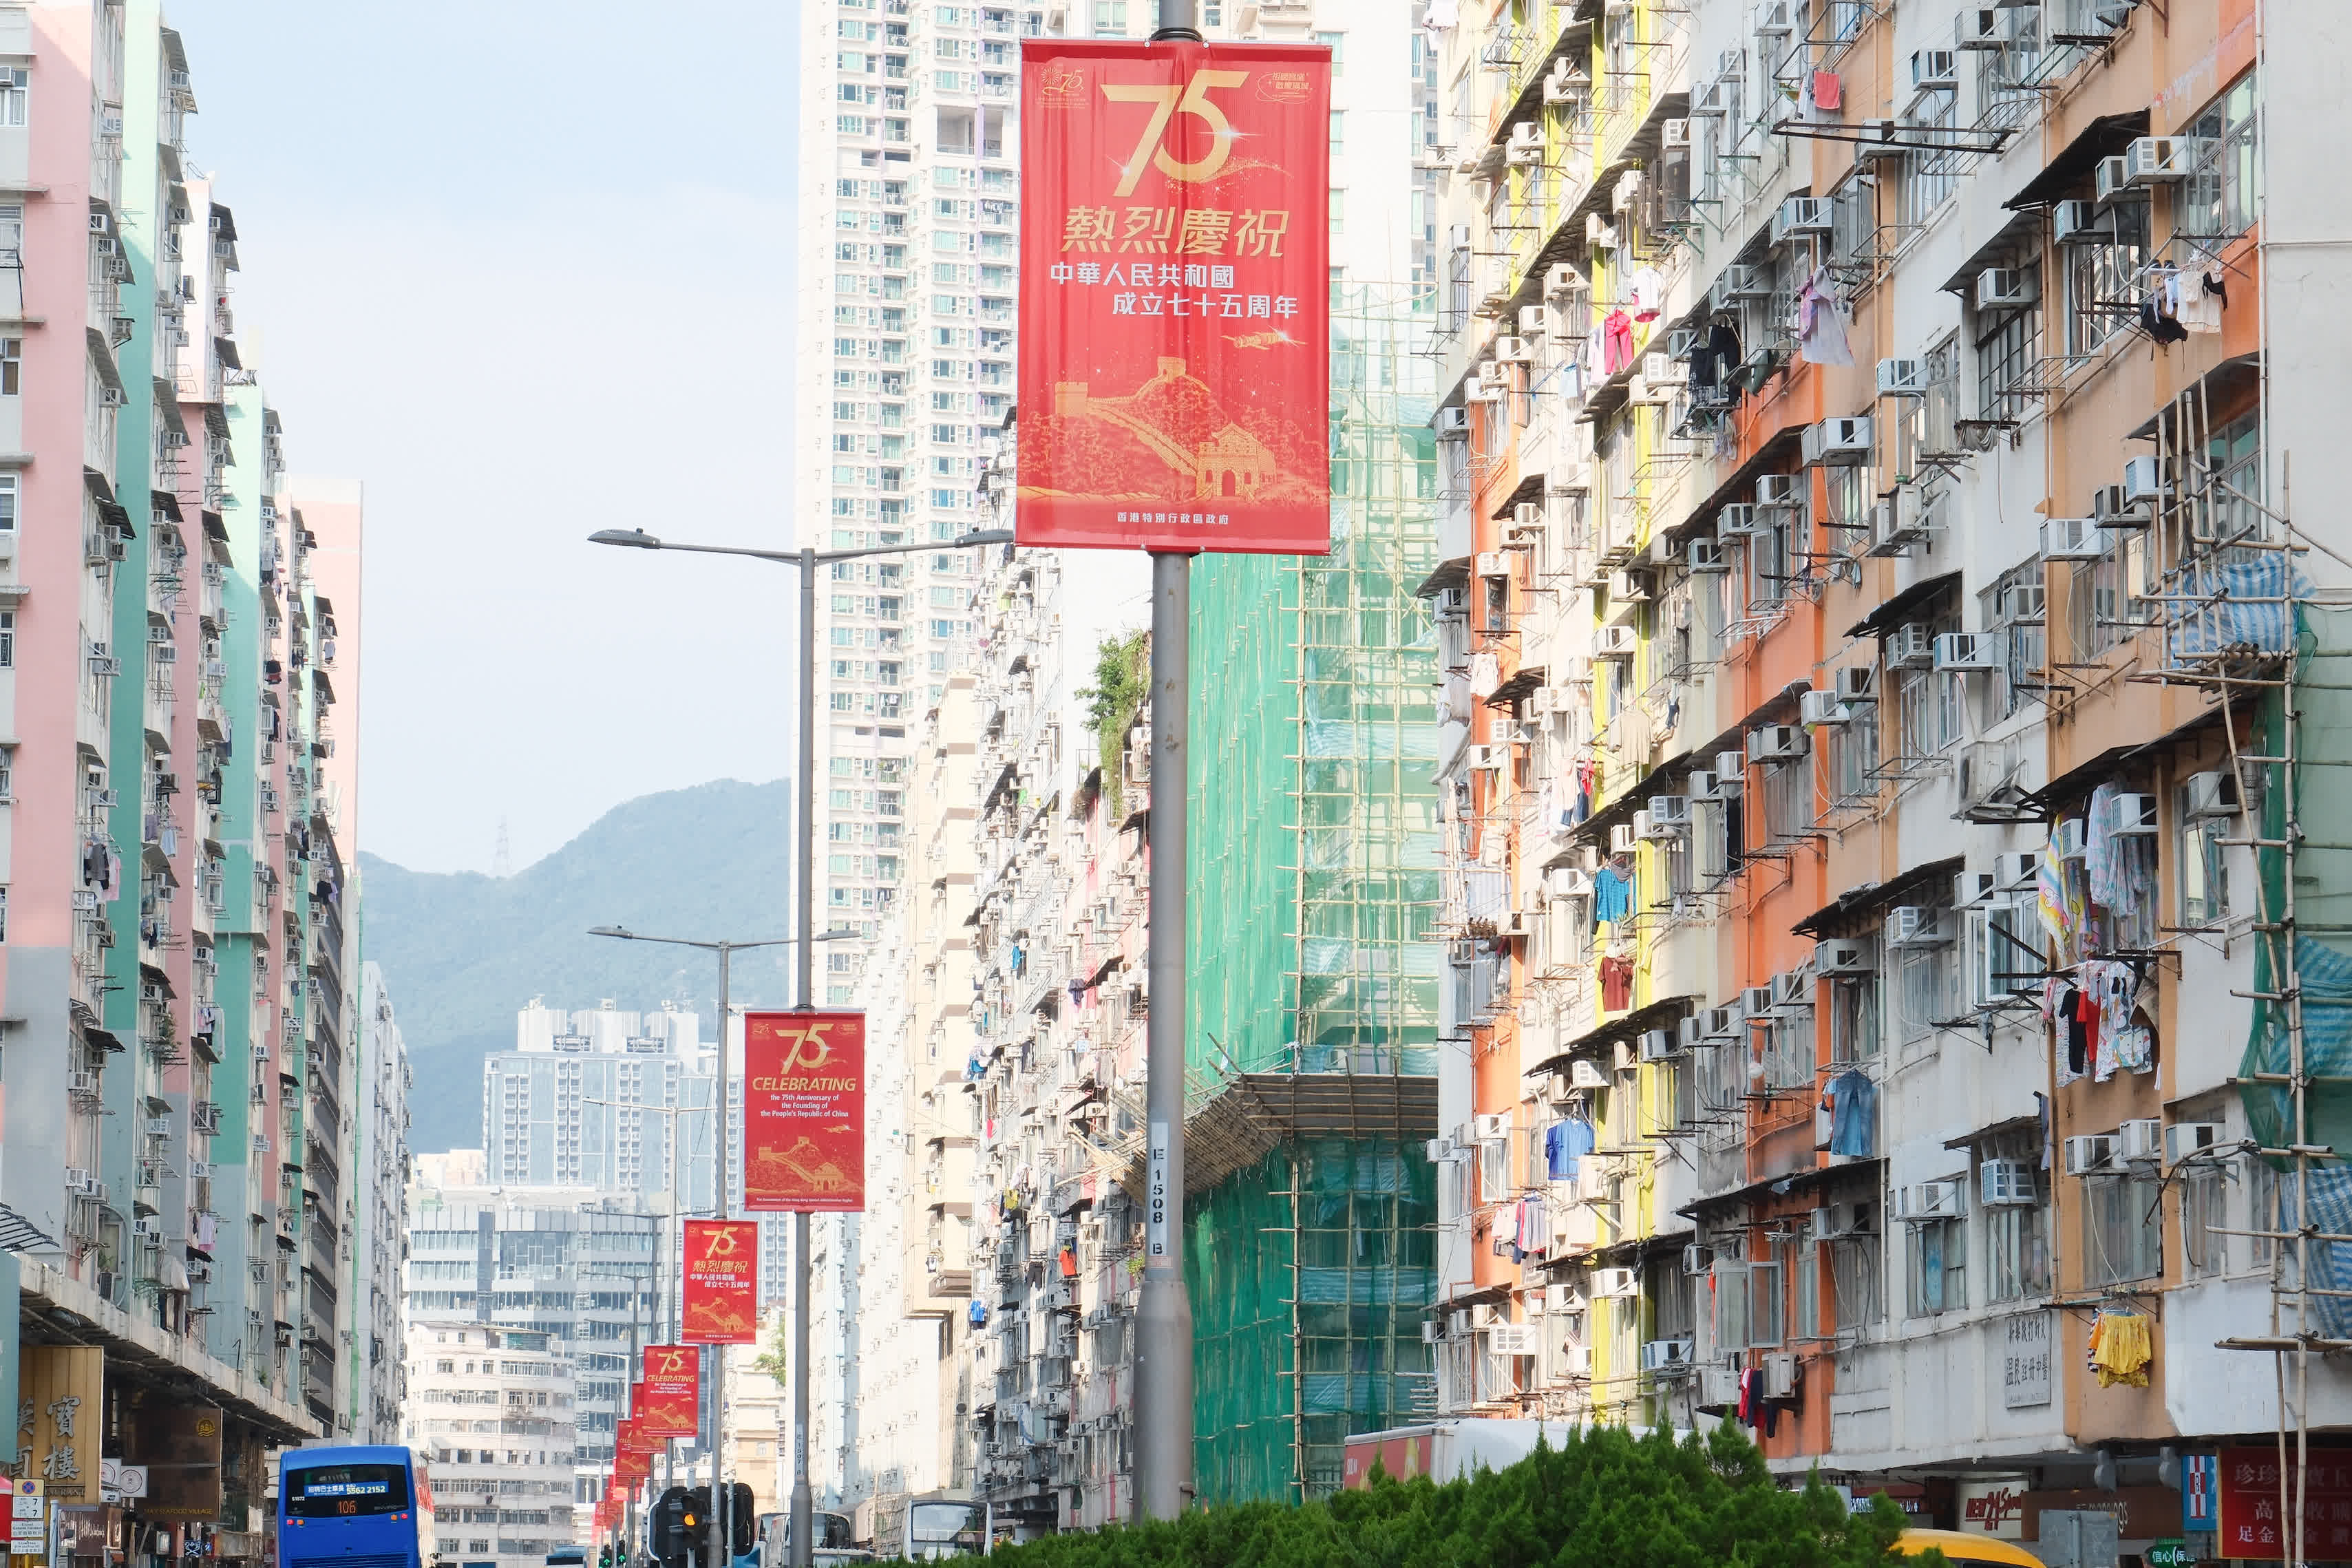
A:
1543,70,1585,107
1609,822,1638,856
1476,551,1510,580
1772,197,1833,244
1717,502,1764,536
64,1167,94,1196
1715,750,1748,783
1686,770,1722,801
1677,1016,1708,1053
1640,1337,1695,1374
2110,792,2158,835
1739,984,1775,1019
1801,416,1872,466
1569,1059,1609,1090
1993,850,2039,890
1662,117,1691,147
1497,335,1532,363
1887,622,1936,668
1608,569,1653,604
1955,870,2000,907
1518,304,1552,339
1688,538,1729,573
1911,49,1958,90
1420,1319,1444,1344
2123,455,2170,504
1979,1158,2037,1206
1642,351,1688,385
1468,745,1499,772
2124,136,2207,185
2052,818,2088,860
1507,121,1543,165
2090,483,2147,527
1933,631,2002,671
2183,770,2240,819
1488,1322,1541,1355
2000,581,2047,623
1722,262,1772,299
1756,0,1793,34
1816,938,1873,976
1876,358,1925,396
1771,969,1812,1012
1833,666,1877,704
2053,199,2115,246
1641,1028,1682,1062
1546,264,1587,298
2042,516,2105,560
2117,1119,2163,1163
1958,7,2004,47
1546,1283,1584,1313
1473,1112,1511,1141
1747,725,1807,763
1894,1178,1965,1220
1591,1267,1638,1298
1596,625,1637,658
1631,810,1657,842
2064,1133,2117,1174
1797,689,1847,727
1691,78,1730,118
1436,405,1470,435
1810,1203,1861,1242
1887,905,1950,949
2094,155,2134,204
1421,1136,1450,1163
1697,1006,1739,1041
1976,268,2036,309
1647,794,1693,827
2165,1121,2225,1166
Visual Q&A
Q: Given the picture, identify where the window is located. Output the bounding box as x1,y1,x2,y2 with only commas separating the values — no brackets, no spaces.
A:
1329,111,1344,156
0,610,12,667
1893,909,1957,1044
1896,655,1962,762
1906,1215,1966,1315
1831,1229,1883,1329
1829,964,1880,1063
1761,1004,1814,1091
1796,1238,1821,1339
2179,780,2230,926
2181,72,2262,238
2181,1162,2227,1278
2083,1169,2163,1285
1973,284,2039,424
1330,189,1345,235
0,337,20,396
1967,901,2037,1010
1830,697,1879,804
1748,1240,1786,1347
2193,409,2264,552
0,69,26,129
1091,0,1126,34
1479,1133,1509,1207
1980,1145,2051,1302
2064,198,2148,358
1317,31,1344,74
1978,563,2046,725
1709,1259,1749,1355
1904,93,1959,224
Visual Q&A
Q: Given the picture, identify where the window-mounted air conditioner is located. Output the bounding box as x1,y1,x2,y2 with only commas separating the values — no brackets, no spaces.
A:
1799,689,1848,726
1497,335,1533,363
1647,793,1693,826
1641,1337,1695,1374
1886,905,1950,949
1609,823,1638,856
2053,199,2115,246
1957,8,2005,49
1472,1112,1511,1141
1933,631,2002,672
1756,1,1794,35
1591,1267,1638,1298
1713,750,1747,785
2183,770,2241,820
1518,304,1553,338
1546,264,1587,299
1717,502,1764,537
1834,665,1877,704
2110,792,2157,835
1772,197,1833,245
1596,625,1638,658
1976,268,2035,309
1876,358,1925,396
1816,938,1873,975
1801,416,1872,466
1755,473,1803,507
2117,1119,2163,1163
1910,49,1958,92
1893,1177,1965,1220
1979,1158,2037,1206
2094,155,2134,204
1739,984,1776,1019
1507,121,1543,166
2123,455,2170,504
1686,769,1722,801
1681,1244,1713,1276
2064,1134,2116,1174
1662,117,1691,148
2123,136,2208,186
1746,724,1807,763
1697,1006,1738,1041
1640,1027,1682,1062
1955,870,2000,907
2164,1121,2225,1166
1691,78,1731,118
1688,538,1729,573
2042,516,2105,560
1437,405,1470,436
1721,262,1773,299
1887,622,1936,668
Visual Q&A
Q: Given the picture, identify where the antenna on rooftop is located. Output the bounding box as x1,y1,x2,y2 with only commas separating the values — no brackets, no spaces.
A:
492,817,512,878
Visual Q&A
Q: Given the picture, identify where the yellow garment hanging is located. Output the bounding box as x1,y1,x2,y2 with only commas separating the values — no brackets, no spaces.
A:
2089,1309,2153,1388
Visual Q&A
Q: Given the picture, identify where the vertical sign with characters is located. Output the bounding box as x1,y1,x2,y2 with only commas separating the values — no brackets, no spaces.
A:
19,1348,101,1503
741,1011,866,1212
681,1220,761,1344
634,1347,701,1439
1015,39,1332,554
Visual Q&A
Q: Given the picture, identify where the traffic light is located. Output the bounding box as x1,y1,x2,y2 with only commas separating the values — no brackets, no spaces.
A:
728,1484,754,1559
684,1485,713,1557
598,1548,613,1568
651,1487,690,1562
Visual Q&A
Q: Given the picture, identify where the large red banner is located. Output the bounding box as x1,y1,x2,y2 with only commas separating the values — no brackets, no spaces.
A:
741,1011,866,1212
2218,1446,2352,1559
635,1345,700,1439
682,1219,760,1344
1016,39,1331,554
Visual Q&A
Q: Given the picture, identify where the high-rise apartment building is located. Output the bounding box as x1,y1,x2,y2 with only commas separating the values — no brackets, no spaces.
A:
1390,0,2352,1549
0,1,387,1521
402,1316,579,1568
485,1002,714,1198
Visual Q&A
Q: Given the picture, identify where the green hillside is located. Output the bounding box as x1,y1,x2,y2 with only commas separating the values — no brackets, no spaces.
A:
359,778,802,1153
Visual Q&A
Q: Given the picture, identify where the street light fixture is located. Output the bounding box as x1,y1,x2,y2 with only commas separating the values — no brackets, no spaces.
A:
587,521,1011,1568
584,922,860,1568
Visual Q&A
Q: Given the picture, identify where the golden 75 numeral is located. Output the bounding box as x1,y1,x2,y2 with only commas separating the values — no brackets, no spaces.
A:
1103,69,1249,198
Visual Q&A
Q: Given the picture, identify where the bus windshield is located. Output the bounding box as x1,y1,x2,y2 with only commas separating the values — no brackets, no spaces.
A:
284,1465,412,1518
906,1502,983,1552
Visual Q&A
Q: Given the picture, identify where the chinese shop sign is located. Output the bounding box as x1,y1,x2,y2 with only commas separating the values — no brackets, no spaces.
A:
741,1012,865,1213
1016,39,1331,554
682,1220,760,1344
19,1347,102,1502
2217,1448,2352,1560
635,1346,701,1440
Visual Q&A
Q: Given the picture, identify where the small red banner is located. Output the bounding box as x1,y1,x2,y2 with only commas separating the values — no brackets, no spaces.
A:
635,1345,701,1439
741,1011,866,1212
682,1219,761,1344
1015,39,1332,555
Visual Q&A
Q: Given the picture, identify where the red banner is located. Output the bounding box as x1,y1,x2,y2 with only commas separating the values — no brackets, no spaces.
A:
635,1345,700,1439
742,1011,866,1211
615,1444,650,1484
1016,39,1331,554
682,1219,761,1344
615,1416,656,1457
2218,1446,2352,1559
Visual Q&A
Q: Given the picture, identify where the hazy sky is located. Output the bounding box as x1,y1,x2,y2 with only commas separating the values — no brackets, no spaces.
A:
169,1,803,873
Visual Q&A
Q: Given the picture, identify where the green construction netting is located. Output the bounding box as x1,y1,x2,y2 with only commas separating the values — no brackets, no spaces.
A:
1187,1138,1438,1506
1183,283,1443,1502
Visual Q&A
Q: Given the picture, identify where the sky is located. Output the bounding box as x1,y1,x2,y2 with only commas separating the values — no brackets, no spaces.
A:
169,1,803,873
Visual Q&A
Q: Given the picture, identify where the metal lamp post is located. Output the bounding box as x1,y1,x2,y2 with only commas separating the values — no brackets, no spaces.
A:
589,522,1012,1567
586,923,856,1568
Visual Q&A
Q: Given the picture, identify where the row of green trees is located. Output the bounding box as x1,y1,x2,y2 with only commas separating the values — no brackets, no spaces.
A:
984,1425,1916,1568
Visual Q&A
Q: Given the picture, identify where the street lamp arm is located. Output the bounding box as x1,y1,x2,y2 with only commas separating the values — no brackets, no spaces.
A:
814,529,1013,564
586,928,862,949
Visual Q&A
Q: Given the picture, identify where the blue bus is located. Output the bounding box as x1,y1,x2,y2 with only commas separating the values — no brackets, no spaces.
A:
279,1445,437,1568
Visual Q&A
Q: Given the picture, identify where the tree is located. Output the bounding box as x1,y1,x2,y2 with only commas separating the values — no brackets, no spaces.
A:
983,1423,1916,1568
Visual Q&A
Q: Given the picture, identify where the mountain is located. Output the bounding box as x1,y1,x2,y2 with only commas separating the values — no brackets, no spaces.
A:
359,778,802,1154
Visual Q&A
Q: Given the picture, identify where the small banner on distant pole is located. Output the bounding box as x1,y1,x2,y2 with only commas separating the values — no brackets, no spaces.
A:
1015,38,1332,554
681,1219,760,1344
635,1346,700,1438
741,1011,867,1212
